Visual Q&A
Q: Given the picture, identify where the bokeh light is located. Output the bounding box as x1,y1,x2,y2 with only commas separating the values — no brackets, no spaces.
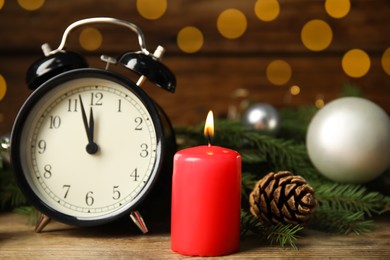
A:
290,85,300,96
79,28,103,51
325,0,350,19
0,74,7,101
254,0,280,22
177,26,204,54
0,0,4,10
17,0,45,11
266,60,292,86
342,49,371,78
217,9,247,39
315,97,325,108
381,47,390,76
301,20,333,51
136,0,167,20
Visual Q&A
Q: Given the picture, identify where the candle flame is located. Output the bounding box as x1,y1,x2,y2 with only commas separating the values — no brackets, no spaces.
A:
204,110,214,145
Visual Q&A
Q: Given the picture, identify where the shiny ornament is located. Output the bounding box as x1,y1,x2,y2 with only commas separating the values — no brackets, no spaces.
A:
0,134,11,166
242,103,280,133
306,97,390,183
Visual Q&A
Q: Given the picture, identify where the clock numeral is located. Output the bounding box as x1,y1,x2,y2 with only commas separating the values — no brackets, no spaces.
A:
63,185,71,199
134,117,143,130
85,191,94,206
130,168,139,181
140,143,149,158
49,115,61,129
117,99,122,112
67,98,78,112
90,92,103,106
113,186,121,200
37,140,46,154
43,164,52,179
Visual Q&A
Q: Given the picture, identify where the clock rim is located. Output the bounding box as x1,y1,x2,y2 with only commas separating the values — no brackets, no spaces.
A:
11,68,166,227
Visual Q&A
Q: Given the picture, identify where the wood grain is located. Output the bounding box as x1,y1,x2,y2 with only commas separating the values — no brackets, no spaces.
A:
0,213,389,259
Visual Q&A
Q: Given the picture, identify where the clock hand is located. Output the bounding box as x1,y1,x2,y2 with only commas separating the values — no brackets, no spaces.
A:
89,107,95,143
78,95,98,154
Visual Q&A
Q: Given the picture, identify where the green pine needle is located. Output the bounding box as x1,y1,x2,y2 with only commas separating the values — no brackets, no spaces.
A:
310,209,374,235
14,206,40,225
266,223,303,250
0,167,28,210
240,211,303,249
314,182,390,217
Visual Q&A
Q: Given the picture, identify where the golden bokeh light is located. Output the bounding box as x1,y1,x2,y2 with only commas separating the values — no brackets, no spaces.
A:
79,28,103,51
381,47,390,76
342,49,371,78
254,0,280,22
290,85,300,96
17,0,45,11
325,0,351,19
315,97,325,108
0,74,7,101
136,0,167,20
177,26,204,53
217,8,247,39
301,20,333,51
266,60,292,86
0,0,4,10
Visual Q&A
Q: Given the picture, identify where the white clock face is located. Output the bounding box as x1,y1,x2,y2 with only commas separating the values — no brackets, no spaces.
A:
17,75,161,221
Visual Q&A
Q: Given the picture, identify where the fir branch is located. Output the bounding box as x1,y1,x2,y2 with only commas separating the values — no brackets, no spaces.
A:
341,83,363,97
241,172,257,202
0,167,28,210
241,211,303,249
314,182,390,217
266,223,303,250
310,209,374,235
278,105,318,141
14,206,40,225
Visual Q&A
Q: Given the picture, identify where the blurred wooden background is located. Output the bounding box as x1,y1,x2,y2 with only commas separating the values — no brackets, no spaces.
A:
0,0,389,135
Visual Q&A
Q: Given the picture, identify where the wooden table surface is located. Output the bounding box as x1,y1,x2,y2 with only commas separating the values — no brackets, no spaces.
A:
0,213,389,259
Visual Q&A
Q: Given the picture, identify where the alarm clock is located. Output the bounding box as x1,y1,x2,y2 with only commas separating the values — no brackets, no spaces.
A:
10,17,176,232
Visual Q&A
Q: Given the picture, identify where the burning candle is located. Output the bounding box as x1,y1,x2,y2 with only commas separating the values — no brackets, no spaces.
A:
171,111,242,256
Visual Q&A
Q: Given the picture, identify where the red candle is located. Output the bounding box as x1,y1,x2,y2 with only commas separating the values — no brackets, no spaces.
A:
171,111,242,256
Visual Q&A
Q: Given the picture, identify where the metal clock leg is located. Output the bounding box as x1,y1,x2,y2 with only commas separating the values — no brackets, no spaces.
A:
130,211,148,234
35,213,52,233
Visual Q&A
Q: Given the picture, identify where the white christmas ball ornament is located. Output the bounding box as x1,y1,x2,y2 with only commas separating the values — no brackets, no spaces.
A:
306,97,390,184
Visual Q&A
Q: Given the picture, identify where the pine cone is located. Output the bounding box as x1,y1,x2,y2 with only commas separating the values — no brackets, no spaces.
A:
249,171,316,225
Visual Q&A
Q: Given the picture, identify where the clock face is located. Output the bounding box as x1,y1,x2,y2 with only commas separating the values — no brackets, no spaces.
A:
12,69,163,225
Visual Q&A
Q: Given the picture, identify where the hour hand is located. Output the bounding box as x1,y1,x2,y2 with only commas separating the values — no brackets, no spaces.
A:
78,95,98,154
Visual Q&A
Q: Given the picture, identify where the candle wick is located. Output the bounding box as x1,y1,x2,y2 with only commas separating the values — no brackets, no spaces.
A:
207,133,212,147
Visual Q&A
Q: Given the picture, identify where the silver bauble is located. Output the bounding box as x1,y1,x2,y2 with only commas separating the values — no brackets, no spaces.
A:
306,97,390,184
242,103,280,133
0,133,11,166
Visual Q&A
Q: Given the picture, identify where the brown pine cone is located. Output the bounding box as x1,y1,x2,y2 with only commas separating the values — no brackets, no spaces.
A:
249,171,316,225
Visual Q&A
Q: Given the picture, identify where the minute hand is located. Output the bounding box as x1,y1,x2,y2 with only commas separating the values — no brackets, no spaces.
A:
78,95,98,154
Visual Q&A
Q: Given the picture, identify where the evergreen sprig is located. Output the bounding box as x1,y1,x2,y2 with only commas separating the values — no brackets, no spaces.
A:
314,182,390,217
241,211,303,249
310,209,374,235
0,166,28,210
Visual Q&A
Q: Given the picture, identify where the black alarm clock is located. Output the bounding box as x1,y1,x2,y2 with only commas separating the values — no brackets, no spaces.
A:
10,17,176,233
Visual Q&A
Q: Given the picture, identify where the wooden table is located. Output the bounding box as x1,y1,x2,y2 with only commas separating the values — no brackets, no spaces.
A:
0,213,389,259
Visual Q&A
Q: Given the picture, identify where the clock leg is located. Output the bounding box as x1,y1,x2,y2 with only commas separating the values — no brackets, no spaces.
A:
130,211,148,234
34,213,51,233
